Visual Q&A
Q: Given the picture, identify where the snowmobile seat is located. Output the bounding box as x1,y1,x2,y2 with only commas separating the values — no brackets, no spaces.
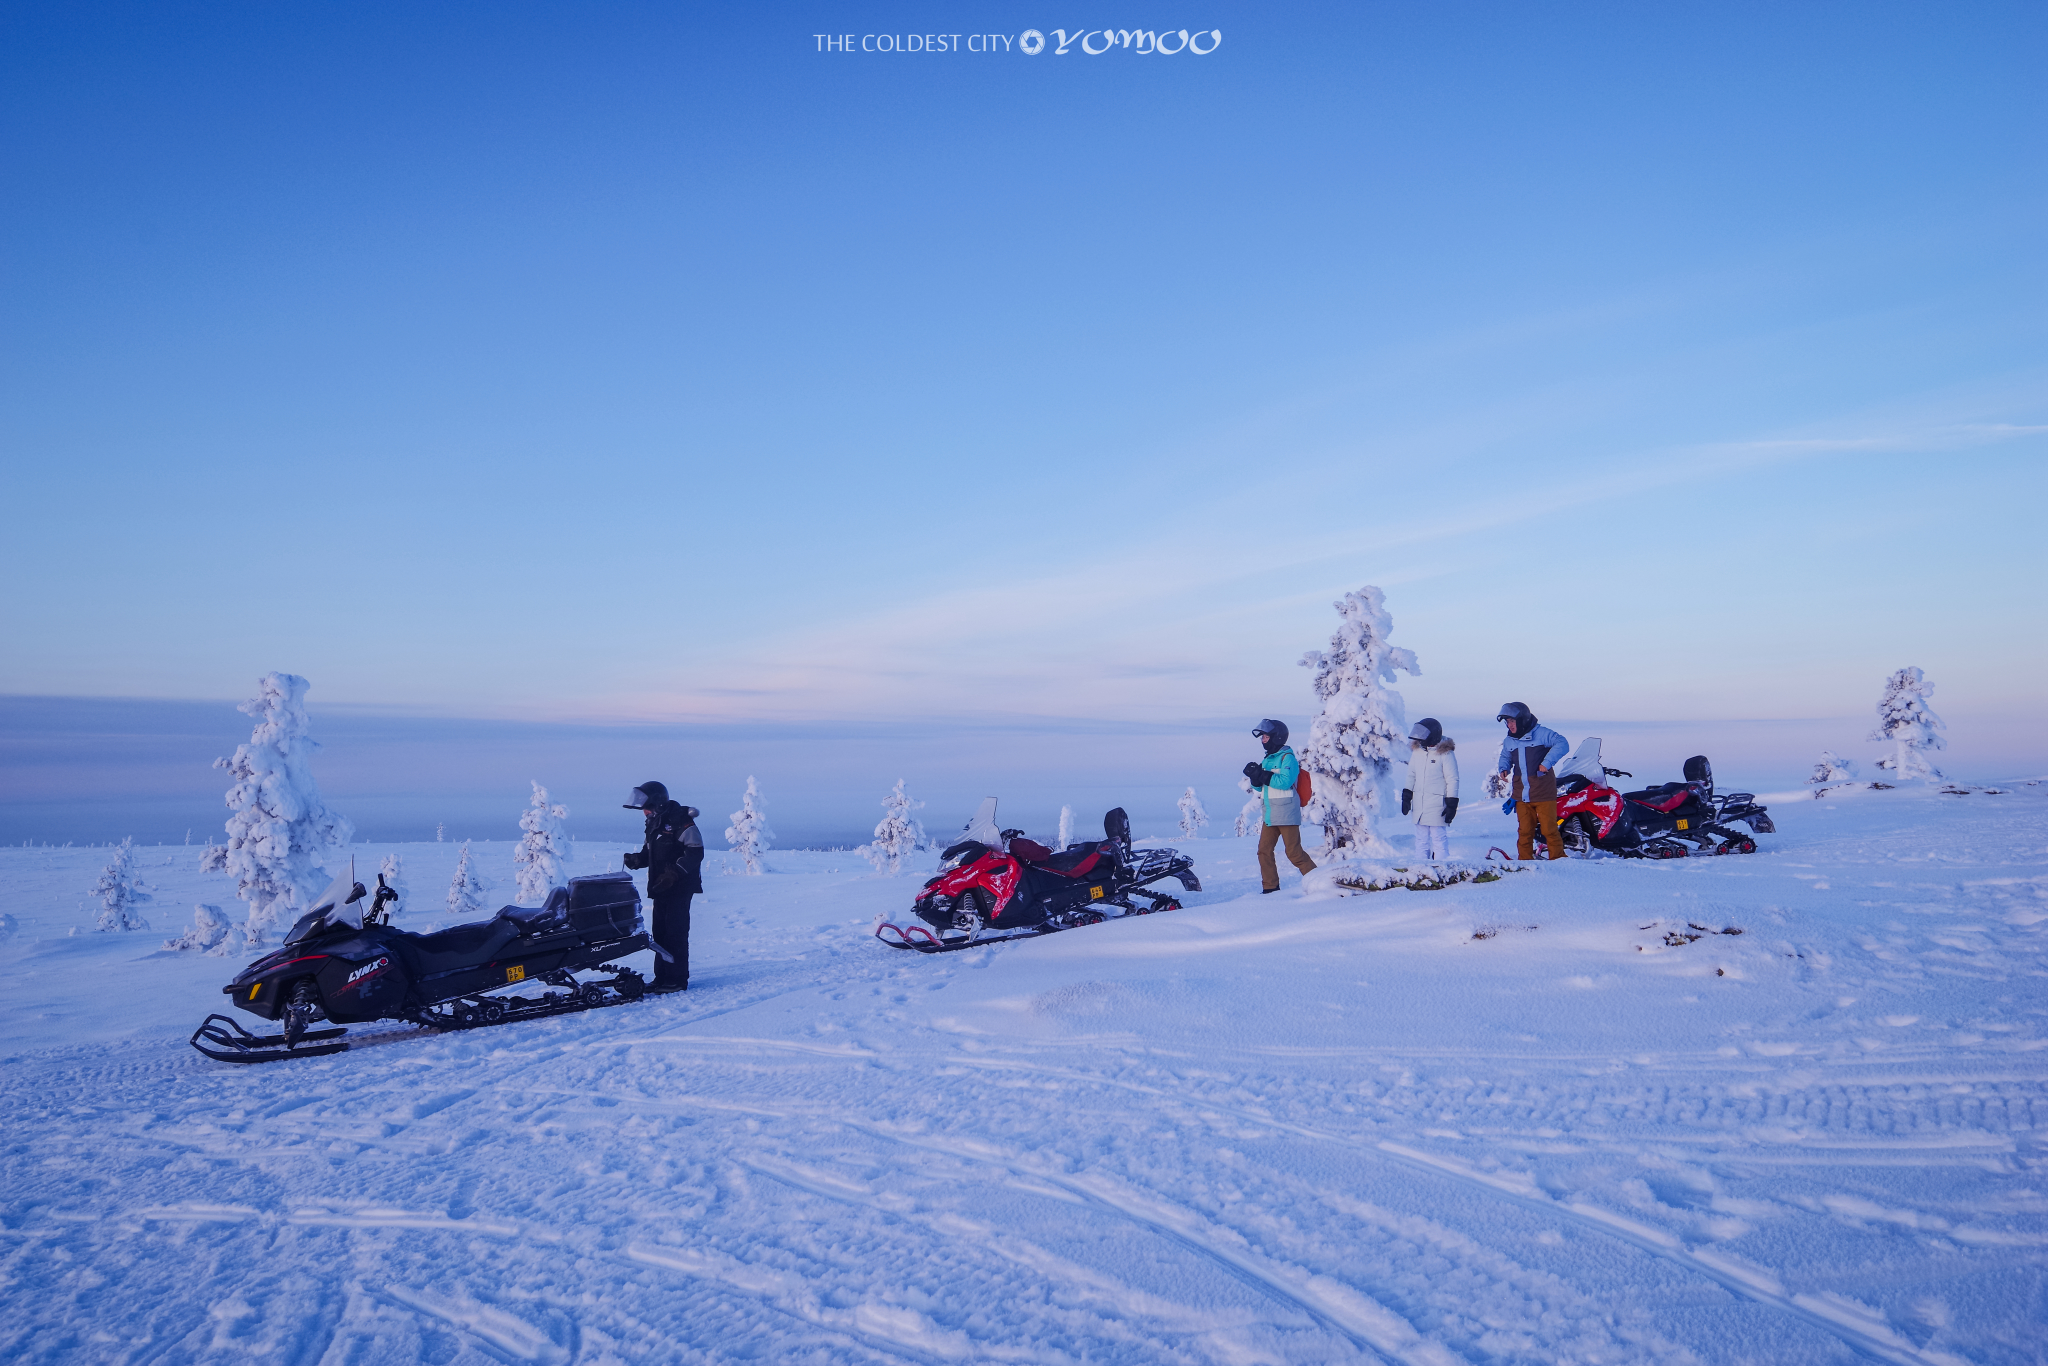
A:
496,904,562,933
1036,843,1112,877
405,917,523,974
1009,837,1112,877
1626,783,1696,813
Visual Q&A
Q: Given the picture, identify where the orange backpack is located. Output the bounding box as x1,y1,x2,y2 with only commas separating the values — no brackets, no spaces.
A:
1295,768,1313,803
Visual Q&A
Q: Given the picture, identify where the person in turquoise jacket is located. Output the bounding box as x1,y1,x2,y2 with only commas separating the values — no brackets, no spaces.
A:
1243,718,1317,893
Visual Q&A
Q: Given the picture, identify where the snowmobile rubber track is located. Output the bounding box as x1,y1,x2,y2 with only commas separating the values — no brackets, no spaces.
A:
189,969,649,1064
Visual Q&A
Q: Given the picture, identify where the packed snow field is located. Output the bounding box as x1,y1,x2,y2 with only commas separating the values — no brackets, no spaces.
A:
3,786,2045,1364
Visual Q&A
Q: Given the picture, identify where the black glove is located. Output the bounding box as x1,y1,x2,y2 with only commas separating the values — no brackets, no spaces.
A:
1442,797,1459,824
1400,789,1412,815
1243,761,1270,788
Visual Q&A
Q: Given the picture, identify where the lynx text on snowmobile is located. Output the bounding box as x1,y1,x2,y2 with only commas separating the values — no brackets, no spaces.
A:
875,801,1201,953
190,862,653,1064
1552,743,1775,859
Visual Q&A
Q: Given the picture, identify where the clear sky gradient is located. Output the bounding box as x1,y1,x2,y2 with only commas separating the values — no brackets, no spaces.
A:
3,3,2044,841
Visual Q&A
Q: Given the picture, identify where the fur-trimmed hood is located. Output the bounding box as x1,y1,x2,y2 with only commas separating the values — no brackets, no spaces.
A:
1409,737,1455,753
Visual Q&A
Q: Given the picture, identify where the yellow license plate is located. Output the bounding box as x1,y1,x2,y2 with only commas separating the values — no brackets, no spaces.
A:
1089,886,1104,900
1676,819,1689,830
506,964,526,983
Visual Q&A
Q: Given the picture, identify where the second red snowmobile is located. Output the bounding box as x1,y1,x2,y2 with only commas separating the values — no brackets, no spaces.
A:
1553,742,1774,858
876,801,1200,953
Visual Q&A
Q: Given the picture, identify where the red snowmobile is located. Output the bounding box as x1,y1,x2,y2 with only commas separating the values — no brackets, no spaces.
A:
1554,742,1775,859
875,801,1200,953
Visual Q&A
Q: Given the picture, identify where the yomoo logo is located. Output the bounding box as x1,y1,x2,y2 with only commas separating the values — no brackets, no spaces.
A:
1022,28,1221,55
343,956,390,991
814,28,1220,56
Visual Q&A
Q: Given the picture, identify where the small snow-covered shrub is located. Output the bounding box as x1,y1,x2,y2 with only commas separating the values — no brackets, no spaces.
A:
378,853,407,914
1869,667,1946,783
1484,770,1510,800
163,903,244,955
89,838,152,932
209,673,353,942
858,779,925,875
513,782,571,905
1810,751,1858,785
1299,586,1419,859
447,841,490,917
1177,787,1209,839
1057,805,1075,852
726,776,773,875
1233,776,1261,837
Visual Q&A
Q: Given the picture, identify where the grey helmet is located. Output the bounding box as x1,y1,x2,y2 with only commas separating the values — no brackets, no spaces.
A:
1253,718,1289,751
1495,703,1536,736
1409,718,1443,747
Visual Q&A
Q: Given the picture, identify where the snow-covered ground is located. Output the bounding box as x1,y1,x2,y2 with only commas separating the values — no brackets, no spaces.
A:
3,785,2044,1364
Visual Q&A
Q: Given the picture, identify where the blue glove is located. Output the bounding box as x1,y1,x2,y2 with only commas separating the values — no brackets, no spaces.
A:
1501,797,1516,815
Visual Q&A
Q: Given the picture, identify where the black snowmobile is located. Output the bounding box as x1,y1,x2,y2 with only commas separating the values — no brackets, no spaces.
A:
191,862,651,1064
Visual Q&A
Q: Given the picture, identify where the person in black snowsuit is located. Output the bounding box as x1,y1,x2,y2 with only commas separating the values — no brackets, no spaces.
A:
622,782,703,992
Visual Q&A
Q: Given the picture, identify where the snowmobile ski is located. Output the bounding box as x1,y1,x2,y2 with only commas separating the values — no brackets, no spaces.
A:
190,1012,350,1064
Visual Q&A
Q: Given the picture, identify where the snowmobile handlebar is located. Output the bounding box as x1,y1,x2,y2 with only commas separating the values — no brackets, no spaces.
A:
1603,767,1632,779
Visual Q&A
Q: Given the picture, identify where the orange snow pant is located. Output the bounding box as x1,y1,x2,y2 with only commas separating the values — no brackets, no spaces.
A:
1517,800,1565,861
1258,824,1317,890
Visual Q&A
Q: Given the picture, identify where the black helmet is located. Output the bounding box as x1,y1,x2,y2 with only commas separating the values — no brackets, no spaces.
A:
1253,718,1289,750
1409,718,1443,747
625,781,669,810
1495,702,1535,736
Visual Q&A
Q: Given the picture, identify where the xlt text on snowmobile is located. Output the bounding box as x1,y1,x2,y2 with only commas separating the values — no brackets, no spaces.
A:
876,802,1200,953
190,864,653,1064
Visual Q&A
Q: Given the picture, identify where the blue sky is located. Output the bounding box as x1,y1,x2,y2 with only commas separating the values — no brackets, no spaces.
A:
3,3,2044,840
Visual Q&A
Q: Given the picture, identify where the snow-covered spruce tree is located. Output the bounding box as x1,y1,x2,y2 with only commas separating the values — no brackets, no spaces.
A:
1177,787,1209,839
1869,667,1946,783
1298,586,1419,859
204,673,353,943
1233,776,1262,838
1057,805,1075,853
163,903,239,955
513,782,570,904
1810,750,1858,786
858,778,925,875
447,841,489,917
89,837,152,931
378,852,407,915
726,776,773,875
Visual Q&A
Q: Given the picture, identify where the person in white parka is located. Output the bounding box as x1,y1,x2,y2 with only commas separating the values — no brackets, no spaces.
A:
1401,718,1460,862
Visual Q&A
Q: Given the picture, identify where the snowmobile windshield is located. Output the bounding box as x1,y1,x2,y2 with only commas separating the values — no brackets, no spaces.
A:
1556,738,1607,787
959,797,1002,849
285,862,364,944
